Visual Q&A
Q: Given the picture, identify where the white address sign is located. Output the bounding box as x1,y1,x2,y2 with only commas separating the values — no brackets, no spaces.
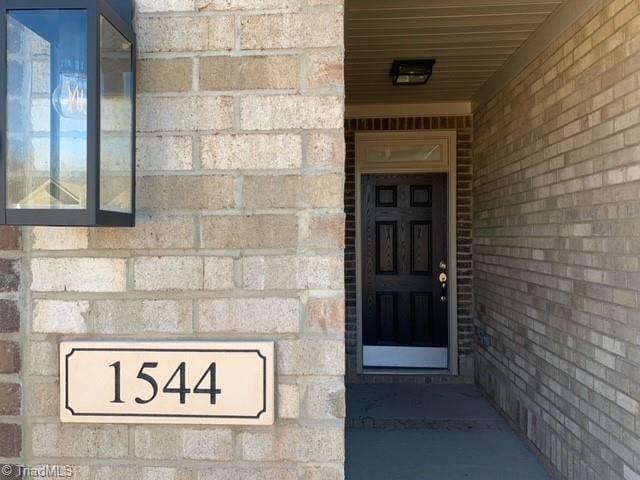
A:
60,341,274,425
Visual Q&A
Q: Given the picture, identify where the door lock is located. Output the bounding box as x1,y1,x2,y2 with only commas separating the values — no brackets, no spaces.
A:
439,261,447,303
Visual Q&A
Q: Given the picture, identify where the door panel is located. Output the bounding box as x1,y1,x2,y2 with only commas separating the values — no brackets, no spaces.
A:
377,292,398,342
411,221,432,273
411,292,433,342
376,222,397,274
362,173,448,368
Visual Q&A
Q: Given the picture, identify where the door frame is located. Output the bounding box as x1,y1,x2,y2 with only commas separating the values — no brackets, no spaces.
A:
355,130,458,375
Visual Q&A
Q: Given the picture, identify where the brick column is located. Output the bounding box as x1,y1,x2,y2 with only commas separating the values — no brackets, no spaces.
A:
0,227,21,464
21,1,346,478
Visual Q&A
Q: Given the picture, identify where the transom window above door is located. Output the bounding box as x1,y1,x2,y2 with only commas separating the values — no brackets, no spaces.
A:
357,131,453,173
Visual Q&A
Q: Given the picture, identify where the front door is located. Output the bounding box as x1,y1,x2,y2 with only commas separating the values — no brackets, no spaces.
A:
361,173,449,369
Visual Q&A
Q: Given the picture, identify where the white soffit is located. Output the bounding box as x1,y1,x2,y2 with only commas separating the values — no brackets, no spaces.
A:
345,0,598,109
345,0,563,105
473,0,599,107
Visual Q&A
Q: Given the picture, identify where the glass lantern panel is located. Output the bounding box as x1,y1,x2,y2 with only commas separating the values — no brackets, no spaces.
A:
6,10,88,209
99,16,133,213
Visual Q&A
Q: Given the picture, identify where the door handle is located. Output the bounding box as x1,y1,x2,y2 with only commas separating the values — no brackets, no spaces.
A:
439,263,447,303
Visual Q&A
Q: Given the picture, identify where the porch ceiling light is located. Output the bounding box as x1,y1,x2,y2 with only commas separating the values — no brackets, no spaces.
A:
390,59,436,86
0,0,136,227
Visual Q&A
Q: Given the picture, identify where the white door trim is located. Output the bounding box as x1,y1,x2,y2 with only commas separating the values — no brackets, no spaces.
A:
355,130,458,375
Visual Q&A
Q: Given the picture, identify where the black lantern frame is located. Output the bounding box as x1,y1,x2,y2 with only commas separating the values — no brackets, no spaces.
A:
0,0,136,227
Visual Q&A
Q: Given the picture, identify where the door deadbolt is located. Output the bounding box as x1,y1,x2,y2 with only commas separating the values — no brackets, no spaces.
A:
439,268,448,303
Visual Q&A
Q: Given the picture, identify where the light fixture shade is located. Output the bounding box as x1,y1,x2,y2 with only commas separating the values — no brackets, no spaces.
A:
0,0,136,227
390,59,436,86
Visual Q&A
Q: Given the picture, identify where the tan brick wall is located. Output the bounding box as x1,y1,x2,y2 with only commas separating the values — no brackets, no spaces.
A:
7,0,346,477
474,1,640,479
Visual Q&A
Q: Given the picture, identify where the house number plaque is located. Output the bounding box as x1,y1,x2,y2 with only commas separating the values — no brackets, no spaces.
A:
60,341,274,425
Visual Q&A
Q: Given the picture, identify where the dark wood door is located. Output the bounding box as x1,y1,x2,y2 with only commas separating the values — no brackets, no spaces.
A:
361,173,448,350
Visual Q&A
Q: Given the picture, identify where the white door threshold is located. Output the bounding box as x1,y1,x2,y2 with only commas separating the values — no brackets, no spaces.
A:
363,346,448,369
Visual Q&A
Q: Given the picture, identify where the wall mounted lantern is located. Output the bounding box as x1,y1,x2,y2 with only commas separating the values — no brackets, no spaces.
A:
390,59,436,86
0,0,135,226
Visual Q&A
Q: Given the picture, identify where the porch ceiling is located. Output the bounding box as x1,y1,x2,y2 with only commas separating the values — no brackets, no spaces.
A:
345,0,565,105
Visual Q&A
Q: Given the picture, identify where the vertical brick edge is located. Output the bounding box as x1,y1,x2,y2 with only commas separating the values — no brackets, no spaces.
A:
0,227,21,461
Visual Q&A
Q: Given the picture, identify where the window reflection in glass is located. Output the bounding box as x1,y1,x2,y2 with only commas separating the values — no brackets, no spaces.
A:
389,145,442,163
366,144,443,164
6,10,88,209
100,16,133,213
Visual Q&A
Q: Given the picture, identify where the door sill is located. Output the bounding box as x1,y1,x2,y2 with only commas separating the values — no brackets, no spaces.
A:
360,367,455,376
363,346,448,369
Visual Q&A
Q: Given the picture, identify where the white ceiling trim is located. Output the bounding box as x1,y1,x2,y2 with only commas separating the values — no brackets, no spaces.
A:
345,102,472,119
472,0,599,109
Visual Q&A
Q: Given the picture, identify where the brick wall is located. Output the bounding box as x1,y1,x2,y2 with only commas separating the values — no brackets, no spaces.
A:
474,1,640,479
344,116,473,383
11,1,346,478
0,227,21,469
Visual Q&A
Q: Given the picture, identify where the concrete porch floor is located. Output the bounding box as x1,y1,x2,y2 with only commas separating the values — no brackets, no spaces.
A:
346,384,552,480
